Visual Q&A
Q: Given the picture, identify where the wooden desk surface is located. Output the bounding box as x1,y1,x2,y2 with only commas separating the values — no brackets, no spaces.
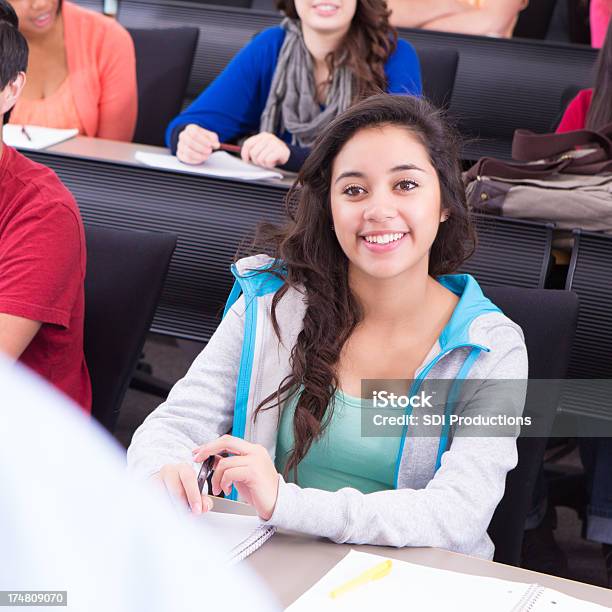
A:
46,136,296,187
210,498,612,609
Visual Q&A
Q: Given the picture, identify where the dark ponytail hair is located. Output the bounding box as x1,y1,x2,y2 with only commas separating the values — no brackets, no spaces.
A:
0,0,28,90
586,19,612,130
250,94,475,479
276,0,397,101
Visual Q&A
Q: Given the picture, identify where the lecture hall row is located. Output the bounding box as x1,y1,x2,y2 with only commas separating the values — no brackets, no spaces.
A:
1,0,612,608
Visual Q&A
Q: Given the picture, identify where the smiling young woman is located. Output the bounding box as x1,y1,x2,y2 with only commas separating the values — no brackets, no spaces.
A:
129,95,528,560
7,0,136,140
165,0,422,172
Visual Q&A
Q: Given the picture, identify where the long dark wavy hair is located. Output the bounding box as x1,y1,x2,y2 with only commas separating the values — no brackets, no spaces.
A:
586,19,612,130
276,0,397,101
248,94,475,479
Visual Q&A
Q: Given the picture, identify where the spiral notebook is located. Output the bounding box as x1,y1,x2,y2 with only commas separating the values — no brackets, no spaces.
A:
288,550,610,611
197,511,275,564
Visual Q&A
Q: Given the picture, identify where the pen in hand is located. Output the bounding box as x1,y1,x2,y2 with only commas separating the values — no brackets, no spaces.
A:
21,126,32,142
218,143,241,154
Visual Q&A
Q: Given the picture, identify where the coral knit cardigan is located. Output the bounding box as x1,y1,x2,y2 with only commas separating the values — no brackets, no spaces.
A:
63,1,137,141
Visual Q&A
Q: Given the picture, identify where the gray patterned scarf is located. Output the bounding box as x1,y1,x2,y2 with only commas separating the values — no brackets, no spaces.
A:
259,18,353,148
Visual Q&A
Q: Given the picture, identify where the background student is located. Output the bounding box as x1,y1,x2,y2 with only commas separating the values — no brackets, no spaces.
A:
166,0,422,172
0,356,276,612
557,20,612,133
0,0,91,410
591,0,612,48
527,18,612,585
385,0,528,38
7,0,137,141
130,95,527,560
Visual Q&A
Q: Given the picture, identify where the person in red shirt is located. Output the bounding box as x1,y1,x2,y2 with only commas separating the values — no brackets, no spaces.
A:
0,0,91,411
557,20,612,133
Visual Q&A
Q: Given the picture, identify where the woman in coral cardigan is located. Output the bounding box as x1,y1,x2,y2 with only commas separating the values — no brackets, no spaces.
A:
386,0,528,38
8,0,137,141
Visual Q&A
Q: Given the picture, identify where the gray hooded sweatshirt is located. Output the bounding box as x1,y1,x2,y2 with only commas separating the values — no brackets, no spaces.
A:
127,255,528,560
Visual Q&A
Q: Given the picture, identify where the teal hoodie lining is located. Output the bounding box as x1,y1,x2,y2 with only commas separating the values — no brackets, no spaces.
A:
224,263,286,500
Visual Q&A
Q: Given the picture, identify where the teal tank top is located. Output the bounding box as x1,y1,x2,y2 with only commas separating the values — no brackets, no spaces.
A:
275,389,401,494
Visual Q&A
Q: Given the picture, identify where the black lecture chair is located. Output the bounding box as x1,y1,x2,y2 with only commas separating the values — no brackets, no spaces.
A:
513,0,557,40
128,27,199,146
484,287,578,566
546,230,612,513
84,225,177,432
565,231,612,380
459,214,554,289
415,47,459,110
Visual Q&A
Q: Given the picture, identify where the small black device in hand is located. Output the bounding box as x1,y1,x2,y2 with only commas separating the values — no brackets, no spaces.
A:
196,455,215,494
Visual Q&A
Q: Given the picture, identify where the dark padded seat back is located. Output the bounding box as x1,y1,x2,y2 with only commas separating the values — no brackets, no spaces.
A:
128,27,199,146
84,225,177,431
459,215,553,289
415,47,459,110
484,287,578,566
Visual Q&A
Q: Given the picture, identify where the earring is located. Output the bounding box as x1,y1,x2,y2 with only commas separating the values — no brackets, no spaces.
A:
441,213,450,222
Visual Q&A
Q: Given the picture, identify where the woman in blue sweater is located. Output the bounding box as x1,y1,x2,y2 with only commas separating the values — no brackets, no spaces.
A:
166,0,422,172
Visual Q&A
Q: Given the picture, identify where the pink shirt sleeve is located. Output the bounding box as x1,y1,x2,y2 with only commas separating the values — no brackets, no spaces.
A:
591,0,612,48
96,21,138,141
556,89,593,134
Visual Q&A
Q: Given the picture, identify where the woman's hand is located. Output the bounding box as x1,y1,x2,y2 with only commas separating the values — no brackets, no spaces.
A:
192,435,280,521
241,132,290,169
151,462,214,515
176,124,220,165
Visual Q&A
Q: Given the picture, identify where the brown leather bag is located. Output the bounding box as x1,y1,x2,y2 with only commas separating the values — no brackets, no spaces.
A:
464,125,612,235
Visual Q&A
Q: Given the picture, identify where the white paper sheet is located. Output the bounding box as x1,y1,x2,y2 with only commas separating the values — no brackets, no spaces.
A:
287,550,610,612
196,512,263,551
190,511,274,563
134,150,283,181
2,124,79,150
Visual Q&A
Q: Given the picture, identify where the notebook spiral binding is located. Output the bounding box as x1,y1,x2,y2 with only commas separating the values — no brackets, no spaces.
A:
510,583,546,612
228,524,277,564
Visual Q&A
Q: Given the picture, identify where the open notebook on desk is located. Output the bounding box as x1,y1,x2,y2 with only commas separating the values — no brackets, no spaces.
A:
288,550,610,611
193,510,275,565
135,150,283,181
2,125,78,150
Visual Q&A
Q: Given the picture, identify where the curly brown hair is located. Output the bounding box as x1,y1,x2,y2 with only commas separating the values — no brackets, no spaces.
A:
249,94,475,480
276,0,397,100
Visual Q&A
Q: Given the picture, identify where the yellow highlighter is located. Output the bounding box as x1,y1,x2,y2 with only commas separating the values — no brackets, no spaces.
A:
329,559,393,599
